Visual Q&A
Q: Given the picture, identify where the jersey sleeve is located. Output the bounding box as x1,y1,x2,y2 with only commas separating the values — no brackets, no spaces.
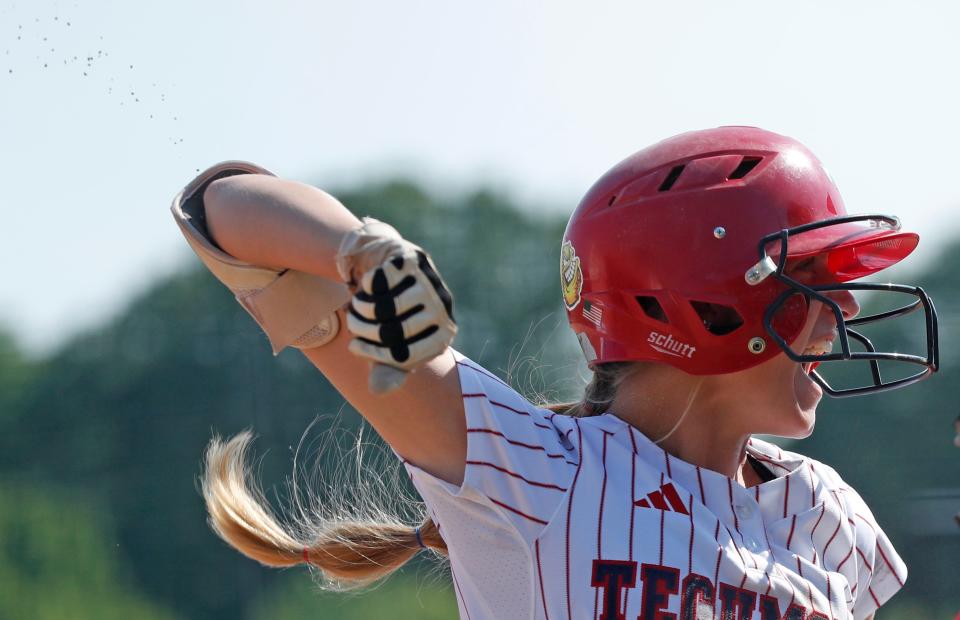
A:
405,349,580,545
849,497,907,619
831,477,908,619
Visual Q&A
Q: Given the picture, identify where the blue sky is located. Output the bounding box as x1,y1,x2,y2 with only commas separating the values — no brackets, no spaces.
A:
2,0,958,353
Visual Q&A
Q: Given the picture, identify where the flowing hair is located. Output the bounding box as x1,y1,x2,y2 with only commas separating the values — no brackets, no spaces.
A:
200,362,636,590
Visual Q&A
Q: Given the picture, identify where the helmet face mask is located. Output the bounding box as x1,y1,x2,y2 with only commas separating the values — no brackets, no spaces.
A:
758,216,939,396
563,127,939,397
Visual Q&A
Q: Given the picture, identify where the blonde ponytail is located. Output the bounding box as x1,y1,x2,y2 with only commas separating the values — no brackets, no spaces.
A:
201,363,640,590
201,431,446,590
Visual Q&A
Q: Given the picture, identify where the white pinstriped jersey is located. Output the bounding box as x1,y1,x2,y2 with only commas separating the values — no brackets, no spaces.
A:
404,351,905,620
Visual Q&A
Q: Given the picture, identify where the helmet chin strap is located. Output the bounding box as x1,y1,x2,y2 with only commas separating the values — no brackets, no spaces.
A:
654,376,705,445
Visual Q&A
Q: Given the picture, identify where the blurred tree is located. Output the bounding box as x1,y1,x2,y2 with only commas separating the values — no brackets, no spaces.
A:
246,570,458,620
0,328,37,424
0,483,176,619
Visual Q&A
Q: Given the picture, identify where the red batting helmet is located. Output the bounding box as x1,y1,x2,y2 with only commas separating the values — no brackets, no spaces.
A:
562,126,938,396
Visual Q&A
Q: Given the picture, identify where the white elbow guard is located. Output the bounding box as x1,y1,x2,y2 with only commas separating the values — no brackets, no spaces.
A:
170,161,350,354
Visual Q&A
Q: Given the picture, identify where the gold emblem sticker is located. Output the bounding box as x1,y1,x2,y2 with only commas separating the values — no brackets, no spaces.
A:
561,240,583,310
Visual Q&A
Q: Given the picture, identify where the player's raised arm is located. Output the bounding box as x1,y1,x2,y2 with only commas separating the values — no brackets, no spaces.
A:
172,162,466,484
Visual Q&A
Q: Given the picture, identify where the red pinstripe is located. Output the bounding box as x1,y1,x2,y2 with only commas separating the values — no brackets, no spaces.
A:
806,581,816,617
830,489,842,509
593,432,611,620
809,462,817,507
826,573,834,620
786,514,798,549
854,513,875,531
875,542,905,586
727,478,740,532
810,504,827,554
536,540,550,620
719,475,757,577
658,473,666,566
462,393,552,430
762,524,791,601
466,460,567,491
688,493,695,575
868,586,881,608
466,428,577,464
488,496,548,525
856,546,874,573
565,419,584,620
795,558,819,617
777,554,799,610
625,428,638,615
722,522,751,571
486,397,537,417
597,432,610,559
465,428,543,449
822,517,843,564
451,565,473,620
665,451,673,478
712,520,722,620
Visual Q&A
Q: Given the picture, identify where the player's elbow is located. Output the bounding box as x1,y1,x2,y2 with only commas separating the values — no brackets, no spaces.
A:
202,177,241,252
203,175,246,223
202,174,274,258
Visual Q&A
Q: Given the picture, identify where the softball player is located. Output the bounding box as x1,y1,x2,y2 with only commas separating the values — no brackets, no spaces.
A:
174,126,939,619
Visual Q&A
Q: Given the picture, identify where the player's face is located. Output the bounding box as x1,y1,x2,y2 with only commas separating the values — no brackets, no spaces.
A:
718,256,860,439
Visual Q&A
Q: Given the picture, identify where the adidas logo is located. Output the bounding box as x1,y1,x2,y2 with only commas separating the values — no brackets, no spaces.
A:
633,482,689,515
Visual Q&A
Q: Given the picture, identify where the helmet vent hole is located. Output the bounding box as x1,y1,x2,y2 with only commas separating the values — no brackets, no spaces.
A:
728,156,762,180
658,165,685,192
690,301,744,335
607,194,617,206
636,296,669,324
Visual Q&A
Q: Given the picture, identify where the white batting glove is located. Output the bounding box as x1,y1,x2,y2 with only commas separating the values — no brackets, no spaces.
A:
336,218,457,394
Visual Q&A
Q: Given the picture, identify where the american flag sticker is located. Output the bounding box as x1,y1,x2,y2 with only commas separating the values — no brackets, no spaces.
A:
583,300,603,328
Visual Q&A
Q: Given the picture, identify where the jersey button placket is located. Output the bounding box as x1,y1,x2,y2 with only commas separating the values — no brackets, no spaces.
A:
734,491,766,554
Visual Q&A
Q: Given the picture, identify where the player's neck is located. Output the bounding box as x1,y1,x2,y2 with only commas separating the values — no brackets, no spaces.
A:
612,371,754,483
646,416,752,484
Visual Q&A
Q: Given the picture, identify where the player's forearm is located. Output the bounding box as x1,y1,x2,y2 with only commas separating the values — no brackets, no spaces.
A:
203,174,361,282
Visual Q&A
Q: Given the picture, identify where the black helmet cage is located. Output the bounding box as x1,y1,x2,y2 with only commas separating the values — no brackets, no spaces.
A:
755,214,940,397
